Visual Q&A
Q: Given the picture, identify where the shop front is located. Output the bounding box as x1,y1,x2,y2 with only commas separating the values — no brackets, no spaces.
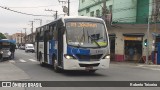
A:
123,33,144,62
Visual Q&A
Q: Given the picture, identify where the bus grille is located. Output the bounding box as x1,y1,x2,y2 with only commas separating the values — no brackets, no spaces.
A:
79,63,100,67
76,54,103,61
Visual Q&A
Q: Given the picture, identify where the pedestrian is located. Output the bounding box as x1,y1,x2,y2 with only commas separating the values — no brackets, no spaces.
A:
0,44,3,61
128,46,134,60
10,44,16,59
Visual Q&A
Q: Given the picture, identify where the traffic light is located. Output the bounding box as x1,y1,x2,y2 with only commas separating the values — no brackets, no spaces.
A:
144,39,147,47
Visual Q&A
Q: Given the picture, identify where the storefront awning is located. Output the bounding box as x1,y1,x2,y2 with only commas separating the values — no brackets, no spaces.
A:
123,33,145,37
109,33,116,38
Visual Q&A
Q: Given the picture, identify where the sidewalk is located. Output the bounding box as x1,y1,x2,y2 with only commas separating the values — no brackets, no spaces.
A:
0,61,30,81
110,61,160,70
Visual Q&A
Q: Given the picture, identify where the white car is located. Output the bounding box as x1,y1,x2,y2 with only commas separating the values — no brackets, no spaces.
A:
25,44,35,53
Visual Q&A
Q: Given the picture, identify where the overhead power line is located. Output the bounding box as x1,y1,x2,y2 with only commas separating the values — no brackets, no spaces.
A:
0,6,53,17
8,4,60,9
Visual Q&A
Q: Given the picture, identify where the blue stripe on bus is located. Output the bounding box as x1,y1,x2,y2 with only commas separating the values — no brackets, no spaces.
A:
67,46,91,61
67,46,90,61
49,40,57,65
67,46,90,55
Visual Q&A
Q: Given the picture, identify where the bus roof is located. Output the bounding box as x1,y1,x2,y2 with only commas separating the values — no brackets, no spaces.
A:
62,16,104,20
61,16,104,22
36,16,105,30
0,39,16,44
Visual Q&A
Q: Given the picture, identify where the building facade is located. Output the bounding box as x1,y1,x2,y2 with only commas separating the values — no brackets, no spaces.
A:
25,32,36,44
12,33,25,45
79,0,160,62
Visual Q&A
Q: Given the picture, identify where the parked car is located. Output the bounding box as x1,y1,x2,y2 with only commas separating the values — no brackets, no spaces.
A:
19,45,25,50
25,44,35,53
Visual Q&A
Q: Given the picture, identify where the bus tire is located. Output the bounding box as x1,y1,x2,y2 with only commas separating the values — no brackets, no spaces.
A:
39,53,45,67
53,59,61,73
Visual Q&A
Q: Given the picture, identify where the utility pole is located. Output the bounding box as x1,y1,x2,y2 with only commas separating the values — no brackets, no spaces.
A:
29,21,34,44
102,0,107,22
153,0,158,32
23,28,27,44
45,9,58,19
68,0,70,16
21,30,22,44
146,17,150,64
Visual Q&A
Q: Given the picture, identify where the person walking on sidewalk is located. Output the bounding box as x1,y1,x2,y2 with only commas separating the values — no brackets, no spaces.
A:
10,44,16,59
0,44,3,61
128,46,134,60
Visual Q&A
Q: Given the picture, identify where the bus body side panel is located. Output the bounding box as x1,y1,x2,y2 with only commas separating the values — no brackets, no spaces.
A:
63,34,67,69
47,41,50,64
35,42,37,59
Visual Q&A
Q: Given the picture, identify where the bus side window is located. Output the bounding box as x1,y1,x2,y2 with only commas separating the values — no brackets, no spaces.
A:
53,25,58,41
40,28,44,41
49,26,53,40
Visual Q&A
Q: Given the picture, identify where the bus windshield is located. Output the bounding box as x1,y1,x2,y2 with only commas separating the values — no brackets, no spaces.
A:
0,42,10,48
66,22,108,48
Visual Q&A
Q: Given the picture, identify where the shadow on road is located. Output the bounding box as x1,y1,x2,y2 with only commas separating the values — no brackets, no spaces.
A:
40,64,107,77
61,70,107,77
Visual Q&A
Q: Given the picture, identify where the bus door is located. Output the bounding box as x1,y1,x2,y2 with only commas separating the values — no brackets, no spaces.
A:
57,21,64,66
36,32,40,59
44,31,48,63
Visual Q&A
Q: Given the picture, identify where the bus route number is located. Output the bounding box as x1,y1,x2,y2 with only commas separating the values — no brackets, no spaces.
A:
70,22,97,28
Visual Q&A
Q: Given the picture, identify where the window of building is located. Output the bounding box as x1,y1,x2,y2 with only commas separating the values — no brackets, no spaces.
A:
86,8,90,13
90,11,94,17
109,5,112,13
82,0,85,3
96,9,100,17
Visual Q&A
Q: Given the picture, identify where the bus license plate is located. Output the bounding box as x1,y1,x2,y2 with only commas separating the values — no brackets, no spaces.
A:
85,67,93,70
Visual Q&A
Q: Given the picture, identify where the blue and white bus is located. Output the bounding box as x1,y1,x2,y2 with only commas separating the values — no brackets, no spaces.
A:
35,16,110,73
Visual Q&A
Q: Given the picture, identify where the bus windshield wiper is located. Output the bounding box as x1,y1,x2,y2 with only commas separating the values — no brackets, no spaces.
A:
87,30,101,48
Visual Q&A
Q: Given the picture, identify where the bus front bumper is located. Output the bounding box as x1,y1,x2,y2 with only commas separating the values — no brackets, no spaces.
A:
63,58,110,70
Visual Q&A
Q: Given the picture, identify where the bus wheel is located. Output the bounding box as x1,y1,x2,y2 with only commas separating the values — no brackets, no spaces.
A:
39,54,45,66
53,60,61,73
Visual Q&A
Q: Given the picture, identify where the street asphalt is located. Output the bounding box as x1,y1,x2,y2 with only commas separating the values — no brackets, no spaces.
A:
0,49,160,90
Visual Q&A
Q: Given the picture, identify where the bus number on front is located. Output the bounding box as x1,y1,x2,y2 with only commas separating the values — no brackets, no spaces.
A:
69,22,97,28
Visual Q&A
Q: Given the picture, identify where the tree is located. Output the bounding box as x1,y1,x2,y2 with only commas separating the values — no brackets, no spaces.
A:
0,32,6,39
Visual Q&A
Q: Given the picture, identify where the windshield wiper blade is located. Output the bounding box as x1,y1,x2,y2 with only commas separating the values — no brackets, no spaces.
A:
87,30,101,48
88,35,101,48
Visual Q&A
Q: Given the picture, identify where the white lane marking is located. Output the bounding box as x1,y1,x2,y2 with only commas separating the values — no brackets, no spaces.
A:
136,65,144,67
9,60,15,63
28,59,37,62
19,59,26,62
15,50,35,58
150,68,160,71
136,65,160,71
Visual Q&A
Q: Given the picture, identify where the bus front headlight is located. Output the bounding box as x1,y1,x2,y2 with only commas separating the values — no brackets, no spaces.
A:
0,51,3,54
64,54,76,59
103,55,110,59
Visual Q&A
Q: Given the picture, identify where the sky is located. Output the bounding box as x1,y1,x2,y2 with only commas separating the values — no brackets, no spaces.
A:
0,0,79,35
